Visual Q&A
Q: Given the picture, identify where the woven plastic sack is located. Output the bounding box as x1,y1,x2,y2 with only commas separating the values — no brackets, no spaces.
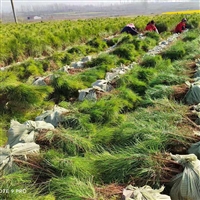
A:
35,105,69,127
123,185,171,200
188,141,200,159
92,80,113,92
170,154,200,200
78,88,97,101
0,143,40,175
0,147,11,171
24,120,54,130
0,146,17,175
184,81,200,105
11,142,40,155
7,120,34,147
32,77,47,86
0,154,15,175
7,120,54,147
105,71,119,82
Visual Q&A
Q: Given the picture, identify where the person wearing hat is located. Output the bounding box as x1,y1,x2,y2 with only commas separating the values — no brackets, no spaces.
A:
175,18,187,33
120,23,139,36
145,20,159,33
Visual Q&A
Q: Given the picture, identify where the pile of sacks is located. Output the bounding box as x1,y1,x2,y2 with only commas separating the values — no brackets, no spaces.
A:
0,105,69,175
35,105,70,127
32,56,92,86
32,74,54,86
78,63,135,101
0,120,54,174
71,56,92,68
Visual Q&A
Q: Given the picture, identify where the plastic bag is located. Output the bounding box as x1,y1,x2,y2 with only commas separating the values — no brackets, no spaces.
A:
0,147,11,171
7,120,54,147
123,185,171,200
188,141,200,159
35,105,69,127
170,154,200,200
184,82,200,105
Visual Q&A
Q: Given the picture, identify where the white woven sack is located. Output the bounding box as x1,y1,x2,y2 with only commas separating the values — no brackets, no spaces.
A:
170,154,200,200
7,120,54,147
123,185,171,200
35,105,68,127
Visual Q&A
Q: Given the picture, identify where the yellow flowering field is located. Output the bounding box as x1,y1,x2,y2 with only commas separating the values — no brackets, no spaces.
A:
163,10,200,14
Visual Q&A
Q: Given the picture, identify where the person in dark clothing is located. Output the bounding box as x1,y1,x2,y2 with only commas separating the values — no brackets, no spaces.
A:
145,20,159,33
175,18,187,33
121,23,139,36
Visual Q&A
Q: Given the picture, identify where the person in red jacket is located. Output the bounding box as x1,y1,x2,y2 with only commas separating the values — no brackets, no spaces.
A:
145,20,159,33
175,18,187,33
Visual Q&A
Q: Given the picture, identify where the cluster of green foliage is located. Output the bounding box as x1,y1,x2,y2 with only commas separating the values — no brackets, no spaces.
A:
162,41,186,60
144,31,160,43
182,29,200,41
1,13,199,66
86,37,108,51
141,55,162,68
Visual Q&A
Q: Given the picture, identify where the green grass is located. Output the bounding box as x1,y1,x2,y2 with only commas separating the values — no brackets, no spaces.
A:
141,55,162,68
49,177,96,200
